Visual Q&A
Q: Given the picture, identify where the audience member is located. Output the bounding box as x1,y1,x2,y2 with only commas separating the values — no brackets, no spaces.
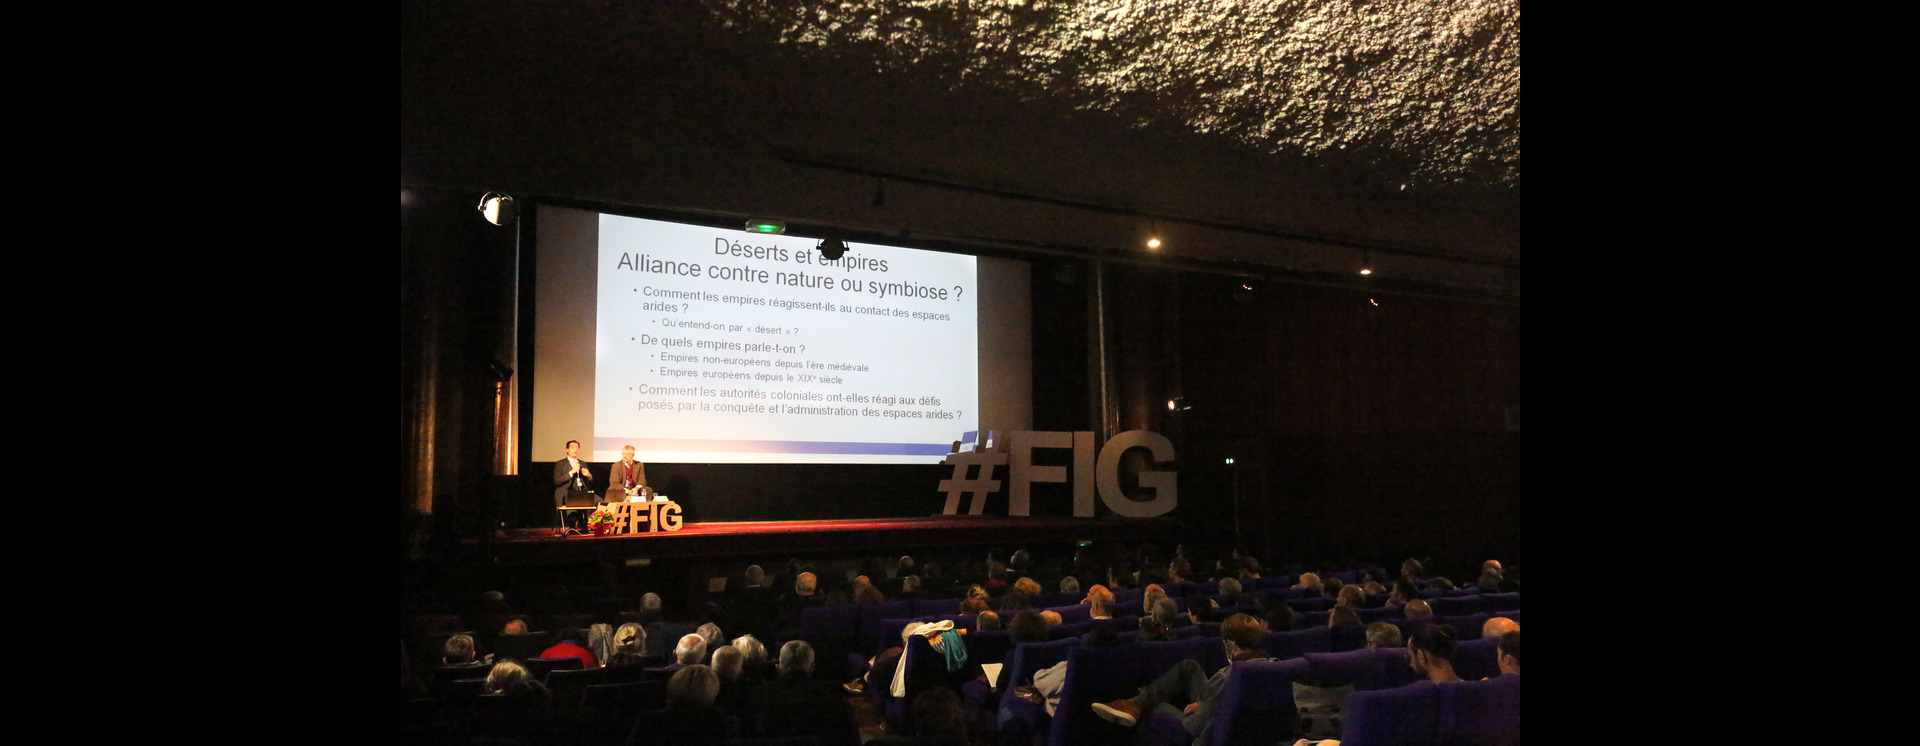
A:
749,641,849,744
1137,615,1171,642
1328,606,1361,627
1482,616,1519,639
1009,611,1049,643
1185,593,1217,624
631,664,737,746
1090,614,1274,745
1150,597,1182,628
1364,622,1402,649
540,627,598,668
731,635,771,680
1261,599,1296,631
674,633,709,666
1407,623,1460,683
1404,599,1433,618
696,623,725,649
442,633,488,666
1496,630,1520,676
587,623,614,665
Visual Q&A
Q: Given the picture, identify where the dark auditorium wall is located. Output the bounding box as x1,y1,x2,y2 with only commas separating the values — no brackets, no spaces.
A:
1170,275,1521,570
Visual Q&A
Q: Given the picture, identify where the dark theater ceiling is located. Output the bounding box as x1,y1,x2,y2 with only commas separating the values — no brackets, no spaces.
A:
402,0,1520,300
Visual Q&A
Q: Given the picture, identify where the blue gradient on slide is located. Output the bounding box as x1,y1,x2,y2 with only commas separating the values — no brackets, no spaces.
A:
597,437,952,456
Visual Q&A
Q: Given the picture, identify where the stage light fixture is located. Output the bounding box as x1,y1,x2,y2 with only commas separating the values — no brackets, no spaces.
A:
1147,236,1162,249
478,192,517,226
818,238,849,260
745,219,786,234
1359,250,1373,275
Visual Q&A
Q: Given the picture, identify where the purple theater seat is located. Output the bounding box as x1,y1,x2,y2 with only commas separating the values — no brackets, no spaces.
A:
1328,623,1368,652
522,655,582,682
1204,658,1313,746
995,637,1082,746
1342,680,1439,746
1437,674,1520,746
1484,592,1521,612
1390,615,1441,639
1045,636,1229,746
860,601,918,647
1442,612,1492,639
1429,595,1485,616
798,604,858,642
1303,648,1423,692
1263,627,1334,660
1452,637,1502,682
910,597,953,617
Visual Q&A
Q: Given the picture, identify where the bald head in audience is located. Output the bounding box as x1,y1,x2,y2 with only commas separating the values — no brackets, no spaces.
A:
675,633,708,664
795,572,818,596
1482,616,1519,639
1404,599,1433,618
502,618,528,635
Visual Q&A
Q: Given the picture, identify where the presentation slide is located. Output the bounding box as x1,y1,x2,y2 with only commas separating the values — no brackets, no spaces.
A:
590,213,980,464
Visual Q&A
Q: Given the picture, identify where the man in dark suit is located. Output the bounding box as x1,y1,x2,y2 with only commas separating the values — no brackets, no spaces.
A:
555,439,593,527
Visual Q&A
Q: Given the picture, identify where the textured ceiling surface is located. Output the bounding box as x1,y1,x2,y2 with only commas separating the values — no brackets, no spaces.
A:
707,0,1519,189
403,1,1520,299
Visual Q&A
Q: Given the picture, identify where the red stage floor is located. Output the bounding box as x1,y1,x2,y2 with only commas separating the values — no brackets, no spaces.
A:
475,514,1183,566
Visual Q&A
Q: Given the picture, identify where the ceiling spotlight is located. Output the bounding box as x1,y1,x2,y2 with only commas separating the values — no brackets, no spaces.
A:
818,238,849,260
1147,237,1162,249
1370,298,1380,306
745,219,786,234
477,192,517,226
1359,250,1373,275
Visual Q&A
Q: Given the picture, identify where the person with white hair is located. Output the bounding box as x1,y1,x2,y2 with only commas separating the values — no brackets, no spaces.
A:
731,635,772,680
747,641,848,743
604,623,648,669
669,633,708,670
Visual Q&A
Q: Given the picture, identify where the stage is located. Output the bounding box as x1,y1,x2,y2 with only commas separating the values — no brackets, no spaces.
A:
470,514,1185,567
